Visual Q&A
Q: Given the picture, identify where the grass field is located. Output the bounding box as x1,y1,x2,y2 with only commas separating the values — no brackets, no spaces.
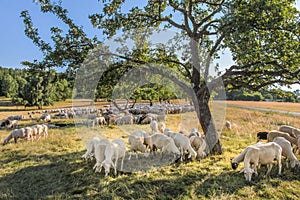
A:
0,100,300,199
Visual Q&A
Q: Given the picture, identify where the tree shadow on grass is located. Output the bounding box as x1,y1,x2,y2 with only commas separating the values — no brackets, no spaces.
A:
194,165,300,199
0,150,103,199
1,150,300,199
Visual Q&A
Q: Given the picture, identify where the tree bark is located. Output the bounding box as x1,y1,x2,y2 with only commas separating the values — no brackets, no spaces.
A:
194,86,222,155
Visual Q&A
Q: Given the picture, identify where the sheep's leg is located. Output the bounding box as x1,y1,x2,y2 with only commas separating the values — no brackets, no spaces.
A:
265,163,273,177
277,157,282,175
120,157,124,171
128,151,132,160
14,137,18,143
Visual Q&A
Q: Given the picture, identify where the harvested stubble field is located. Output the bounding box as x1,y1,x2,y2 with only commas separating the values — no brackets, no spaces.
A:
0,100,300,199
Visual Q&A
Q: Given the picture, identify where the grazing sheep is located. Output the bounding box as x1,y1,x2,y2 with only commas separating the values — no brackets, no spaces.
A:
158,122,166,133
128,135,148,160
40,113,51,122
188,128,200,137
273,137,300,169
82,137,102,160
279,125,300,138
190,136,207,159
150,120,159,134
147,133,180,159
31,124,45,140
225,121,231,130
267,130,298,146
131,130,150,147
92,138,111,173
94,116,107,126
1,119,19,129
171,132,197,161
41,124,48,137
24,127,34,142
242,142,282,182
8,115,24,121
256,131,269,142
3,128,26,145
231,142,267,170
114,115,134,125
100,138,126,176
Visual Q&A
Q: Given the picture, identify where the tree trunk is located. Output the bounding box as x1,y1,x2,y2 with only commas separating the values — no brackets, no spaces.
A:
194,86,222,155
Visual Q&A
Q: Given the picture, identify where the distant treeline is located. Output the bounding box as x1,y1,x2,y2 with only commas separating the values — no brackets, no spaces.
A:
1,67,299,108
225,88,300,102
0,66,182,108
0,67,72,109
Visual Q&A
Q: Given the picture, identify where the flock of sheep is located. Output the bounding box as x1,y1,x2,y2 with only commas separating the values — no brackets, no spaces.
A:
2,103,299,181
231,125,300,181
82,120,207,176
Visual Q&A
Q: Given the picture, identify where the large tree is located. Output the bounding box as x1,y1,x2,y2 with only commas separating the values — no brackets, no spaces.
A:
22,0,300,154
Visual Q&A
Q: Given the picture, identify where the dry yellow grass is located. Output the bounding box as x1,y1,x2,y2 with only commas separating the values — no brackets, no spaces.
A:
226,100,300,113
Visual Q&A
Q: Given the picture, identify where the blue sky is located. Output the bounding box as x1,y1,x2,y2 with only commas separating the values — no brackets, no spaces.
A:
0,0,299,88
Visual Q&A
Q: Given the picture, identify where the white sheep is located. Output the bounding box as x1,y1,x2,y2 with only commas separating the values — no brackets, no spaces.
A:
171,132,197,161
273,137,300,169
188,128,200,137
131,130,150,147
190,136,207,159
267,130,298,146
40,113,51,122
92,138,111,173
128,135,148,160
242,142,282,181
100,138,126,176
150,120,159,134
31,124,45,140
24,127,34,142
3,128,26,145
94,116,107,126
231,142,267,170
158,122,166,133
278,125,300,138
147,133,180,159
82,137,102,160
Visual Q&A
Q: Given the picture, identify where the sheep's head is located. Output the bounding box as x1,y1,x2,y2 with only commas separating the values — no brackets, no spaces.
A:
243,168,254,181
231,160,239,170
3,139,8,145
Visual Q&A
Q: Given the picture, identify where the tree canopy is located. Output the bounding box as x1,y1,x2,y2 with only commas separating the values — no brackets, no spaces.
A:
21,0,300,154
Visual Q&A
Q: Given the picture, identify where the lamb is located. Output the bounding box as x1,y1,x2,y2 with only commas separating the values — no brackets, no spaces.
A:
100,138,127,176
273,137,300,169
231,142,267,170
242,142,282,182
150,120,159,134
158,122,166,133
3,128,26,145
189,136,207,159
82,137,102,160
278,125,300,138
171,132,197,161
92,138,111,173
128,135,148,160
147,133,180,159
